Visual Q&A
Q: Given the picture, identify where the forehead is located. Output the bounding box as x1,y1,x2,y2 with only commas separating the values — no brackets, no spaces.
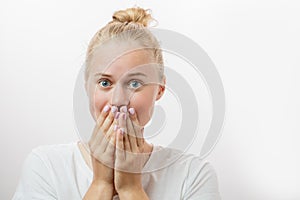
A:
89,42,156,76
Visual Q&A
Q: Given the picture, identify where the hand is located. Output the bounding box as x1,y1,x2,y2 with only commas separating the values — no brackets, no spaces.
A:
88,105,119,192
114,107,150,193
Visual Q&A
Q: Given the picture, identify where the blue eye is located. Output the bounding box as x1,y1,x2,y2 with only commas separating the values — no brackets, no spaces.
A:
129,80,143,89
98,79,112,88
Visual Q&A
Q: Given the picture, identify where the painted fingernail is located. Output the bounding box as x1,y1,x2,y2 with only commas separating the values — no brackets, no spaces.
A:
128,107,135,115
122,113,127,120
120,106,127,113
114,112,120,119
103,105,110,113
111,106,118,113
114,124,118,131
120,127,125,135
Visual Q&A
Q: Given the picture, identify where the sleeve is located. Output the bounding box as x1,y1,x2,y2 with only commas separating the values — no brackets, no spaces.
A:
182,159,221,200
12,149,57,200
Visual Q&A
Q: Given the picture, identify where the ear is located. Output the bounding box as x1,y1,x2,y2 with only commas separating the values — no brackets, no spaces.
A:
155,75,166,101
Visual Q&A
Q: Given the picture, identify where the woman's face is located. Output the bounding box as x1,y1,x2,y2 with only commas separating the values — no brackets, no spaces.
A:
85,43,165,127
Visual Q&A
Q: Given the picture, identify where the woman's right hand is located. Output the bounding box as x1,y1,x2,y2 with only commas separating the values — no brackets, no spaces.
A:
88,105,119,191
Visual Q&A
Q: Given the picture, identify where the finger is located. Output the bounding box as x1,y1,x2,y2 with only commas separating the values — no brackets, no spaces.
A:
105,128,116,157
139,127,145,149
126,116,139,152
110,125,117,146
119,113,131,151
90,105,111,141
89,124,104,150
92,136,113,168
96,104,111,126
128,107,144,147
116,128,125,161
124,133,131,152
89,116,107,152
90,130,108,161
101,106,118,134
128,107,140,124
90,110,119,155
93,116,118,152
105,118,118,140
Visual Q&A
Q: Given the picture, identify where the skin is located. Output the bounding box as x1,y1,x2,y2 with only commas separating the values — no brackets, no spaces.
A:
82,42,166,200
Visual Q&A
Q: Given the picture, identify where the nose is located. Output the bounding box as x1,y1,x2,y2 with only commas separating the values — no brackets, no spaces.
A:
110,84,131,109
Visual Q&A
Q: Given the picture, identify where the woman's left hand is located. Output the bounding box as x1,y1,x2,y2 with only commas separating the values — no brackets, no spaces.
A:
114,106,150,195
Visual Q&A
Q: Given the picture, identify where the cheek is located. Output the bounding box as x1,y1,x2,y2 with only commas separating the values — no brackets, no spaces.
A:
89,90,109,121
131,90,157,126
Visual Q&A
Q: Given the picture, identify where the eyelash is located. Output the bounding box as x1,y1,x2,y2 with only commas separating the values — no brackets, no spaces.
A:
98,79,112,88
97,79,144,89
129,79,144,89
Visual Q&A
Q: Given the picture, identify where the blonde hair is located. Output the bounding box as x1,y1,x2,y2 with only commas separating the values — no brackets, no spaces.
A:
84,7,164,82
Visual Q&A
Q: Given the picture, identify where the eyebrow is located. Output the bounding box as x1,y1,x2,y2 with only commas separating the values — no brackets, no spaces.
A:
94,72,147,78
94,73,112,78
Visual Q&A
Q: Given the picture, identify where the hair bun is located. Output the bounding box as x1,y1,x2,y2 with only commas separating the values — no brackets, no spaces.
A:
112,7,153,27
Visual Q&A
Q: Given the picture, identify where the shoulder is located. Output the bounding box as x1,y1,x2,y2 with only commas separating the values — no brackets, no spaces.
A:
181,154,221,199
167,147,217,179
22,142,79,175
30,142,77,161
148,145,209,170
185,156,219,186
31,142,77,156
16,142,79,186
12,143,79,199
159,146,218,182
145,145,216,177
148,146,221,199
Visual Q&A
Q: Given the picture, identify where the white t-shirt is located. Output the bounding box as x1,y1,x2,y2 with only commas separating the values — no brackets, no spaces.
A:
13,142,221,200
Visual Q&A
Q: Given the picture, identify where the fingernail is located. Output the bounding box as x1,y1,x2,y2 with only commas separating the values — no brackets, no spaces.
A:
111,106,118,113
120,106,127,113
103,105,110,113
114,112,120,119
122,113,127,120
114,124,118,131
120,128,125,135
128,107,135,115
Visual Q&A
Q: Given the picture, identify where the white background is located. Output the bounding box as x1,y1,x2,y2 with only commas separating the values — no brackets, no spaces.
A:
1,0,299,199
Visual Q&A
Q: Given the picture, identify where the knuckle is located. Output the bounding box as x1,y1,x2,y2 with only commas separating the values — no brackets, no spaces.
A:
96,115,104,124
100,127,108,135
108,112,115,120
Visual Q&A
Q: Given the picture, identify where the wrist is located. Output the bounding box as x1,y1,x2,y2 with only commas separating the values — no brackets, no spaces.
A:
118,186,146,199
91,180,114,191
84,181,114,200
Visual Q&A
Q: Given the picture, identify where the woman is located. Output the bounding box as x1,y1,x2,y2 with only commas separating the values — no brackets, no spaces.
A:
13,7,221,200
